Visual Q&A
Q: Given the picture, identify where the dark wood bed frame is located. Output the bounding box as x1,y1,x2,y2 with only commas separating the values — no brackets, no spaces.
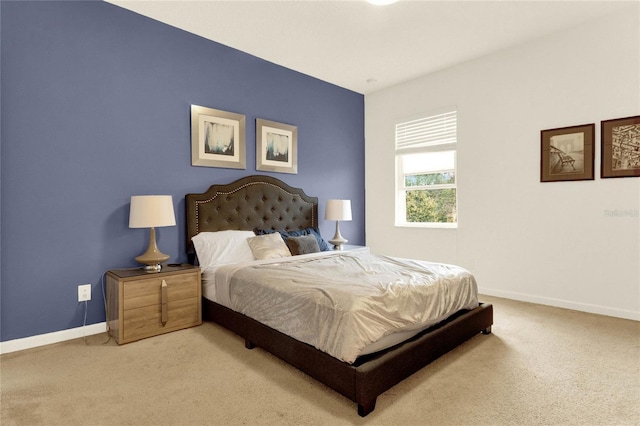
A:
186,175,493,417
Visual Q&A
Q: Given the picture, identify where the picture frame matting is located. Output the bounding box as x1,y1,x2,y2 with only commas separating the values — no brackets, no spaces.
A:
256,118,298,174
191,104,246,169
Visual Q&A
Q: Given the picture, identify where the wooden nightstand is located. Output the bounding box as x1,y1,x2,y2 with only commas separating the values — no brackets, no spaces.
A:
106,264,202,344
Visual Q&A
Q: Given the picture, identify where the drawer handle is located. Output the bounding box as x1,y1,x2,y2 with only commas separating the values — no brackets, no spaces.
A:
161,280,168,326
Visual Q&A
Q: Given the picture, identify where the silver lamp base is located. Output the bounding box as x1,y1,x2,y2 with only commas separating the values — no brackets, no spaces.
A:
141,263,163,272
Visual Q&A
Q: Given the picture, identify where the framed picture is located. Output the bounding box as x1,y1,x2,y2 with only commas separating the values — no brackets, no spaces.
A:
191,104,246,169
601,115,640,178
256,118,298,174
540,123,595,182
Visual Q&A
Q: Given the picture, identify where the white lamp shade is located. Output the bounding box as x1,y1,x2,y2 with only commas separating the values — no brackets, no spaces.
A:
325,199,352,221
129,195,176,228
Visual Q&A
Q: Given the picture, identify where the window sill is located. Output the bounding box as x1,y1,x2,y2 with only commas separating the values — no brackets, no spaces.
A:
395,222,457,229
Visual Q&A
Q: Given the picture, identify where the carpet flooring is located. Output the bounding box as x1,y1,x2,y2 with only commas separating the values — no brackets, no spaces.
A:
1,295,638,425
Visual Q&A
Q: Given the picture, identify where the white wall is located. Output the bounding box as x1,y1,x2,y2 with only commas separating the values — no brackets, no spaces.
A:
365,7,640,320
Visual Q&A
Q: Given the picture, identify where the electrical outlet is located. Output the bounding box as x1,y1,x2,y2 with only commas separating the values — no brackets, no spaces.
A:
78,284,91,302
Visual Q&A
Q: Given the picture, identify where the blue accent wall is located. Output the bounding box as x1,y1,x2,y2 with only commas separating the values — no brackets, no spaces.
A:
0,1,364,342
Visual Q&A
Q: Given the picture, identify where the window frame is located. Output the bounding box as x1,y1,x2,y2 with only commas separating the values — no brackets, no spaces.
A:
395,110,458,228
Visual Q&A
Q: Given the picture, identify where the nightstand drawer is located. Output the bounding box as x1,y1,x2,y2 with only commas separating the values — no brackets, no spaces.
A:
123,297,200,342
106,265,202,344
123,273,198,310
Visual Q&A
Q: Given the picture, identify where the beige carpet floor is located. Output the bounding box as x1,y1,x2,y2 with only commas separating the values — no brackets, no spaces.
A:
1,295,638,426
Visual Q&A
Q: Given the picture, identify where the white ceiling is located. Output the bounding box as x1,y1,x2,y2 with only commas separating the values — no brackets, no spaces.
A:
107,0,635,94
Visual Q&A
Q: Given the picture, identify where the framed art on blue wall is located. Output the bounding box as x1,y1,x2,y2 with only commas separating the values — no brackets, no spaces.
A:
191,104,246,169
601,115,640,178
256,118,298,174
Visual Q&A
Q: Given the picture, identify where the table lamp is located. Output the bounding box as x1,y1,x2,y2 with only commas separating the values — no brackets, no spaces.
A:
129,195,176,271
325,199,352,250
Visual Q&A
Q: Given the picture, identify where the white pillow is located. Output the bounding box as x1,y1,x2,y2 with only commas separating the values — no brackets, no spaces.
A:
247,233,292,260
191,230,255,269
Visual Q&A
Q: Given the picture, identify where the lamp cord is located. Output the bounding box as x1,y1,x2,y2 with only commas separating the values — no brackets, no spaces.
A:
82,300,88,344
80,273,112,346
100,273,112,345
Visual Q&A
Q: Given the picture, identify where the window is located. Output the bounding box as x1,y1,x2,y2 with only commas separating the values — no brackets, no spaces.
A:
395,110,457,227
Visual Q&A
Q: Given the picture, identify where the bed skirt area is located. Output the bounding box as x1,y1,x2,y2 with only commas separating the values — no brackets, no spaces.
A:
202,297,493,416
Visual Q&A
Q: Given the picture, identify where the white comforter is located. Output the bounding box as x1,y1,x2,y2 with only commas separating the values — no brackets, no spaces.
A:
206,251,478,363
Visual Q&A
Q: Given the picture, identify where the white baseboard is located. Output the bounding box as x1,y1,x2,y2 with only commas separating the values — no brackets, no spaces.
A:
479,287,640,321
2,289,637,354
0,322,107,355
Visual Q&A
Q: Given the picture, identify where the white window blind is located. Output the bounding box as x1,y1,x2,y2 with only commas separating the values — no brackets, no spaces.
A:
395,110,457,152
400,151,455,174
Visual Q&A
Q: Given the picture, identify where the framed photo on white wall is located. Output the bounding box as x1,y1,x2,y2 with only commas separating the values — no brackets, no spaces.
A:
540,123,594,182
601,115,640,178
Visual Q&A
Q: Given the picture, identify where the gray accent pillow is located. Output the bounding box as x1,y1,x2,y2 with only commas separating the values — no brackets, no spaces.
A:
286,235,321,256
255,227,331,251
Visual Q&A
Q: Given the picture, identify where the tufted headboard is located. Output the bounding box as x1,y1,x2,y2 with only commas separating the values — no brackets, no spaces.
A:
185,175,318,261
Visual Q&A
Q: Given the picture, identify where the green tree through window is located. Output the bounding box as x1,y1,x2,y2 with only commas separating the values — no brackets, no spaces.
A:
405,188,457,223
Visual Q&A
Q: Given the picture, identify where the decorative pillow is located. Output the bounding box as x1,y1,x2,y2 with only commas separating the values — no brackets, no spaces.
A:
255,227,331,251
247,233,292,260
191,230,255,270
286,235,321,256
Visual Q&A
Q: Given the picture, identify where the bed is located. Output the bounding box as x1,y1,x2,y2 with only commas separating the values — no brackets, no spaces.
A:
185,175,493,416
